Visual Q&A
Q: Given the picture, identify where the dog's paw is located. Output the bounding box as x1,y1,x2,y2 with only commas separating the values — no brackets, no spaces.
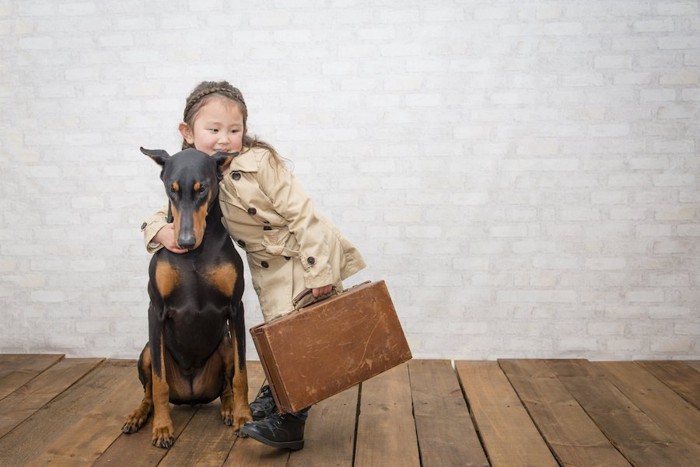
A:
151,424,175,449
233,407,254,432
221,406,234,426
221,404,253,432
122,410,148,434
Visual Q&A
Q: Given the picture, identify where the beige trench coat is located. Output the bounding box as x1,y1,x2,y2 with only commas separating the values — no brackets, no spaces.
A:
141,147,366,322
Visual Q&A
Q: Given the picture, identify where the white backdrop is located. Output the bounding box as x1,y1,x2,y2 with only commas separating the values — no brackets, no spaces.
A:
1,0,699,360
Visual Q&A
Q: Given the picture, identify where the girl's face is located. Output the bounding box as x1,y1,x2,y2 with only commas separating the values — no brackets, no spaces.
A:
179,97,245,156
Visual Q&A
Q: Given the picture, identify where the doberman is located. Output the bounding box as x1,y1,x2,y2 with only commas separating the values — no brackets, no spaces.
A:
122,147,252,448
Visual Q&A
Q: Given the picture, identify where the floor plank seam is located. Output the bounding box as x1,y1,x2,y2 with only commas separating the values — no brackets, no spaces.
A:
453,363,491,467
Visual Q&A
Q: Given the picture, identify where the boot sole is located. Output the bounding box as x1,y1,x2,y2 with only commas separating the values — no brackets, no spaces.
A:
240,426,304,451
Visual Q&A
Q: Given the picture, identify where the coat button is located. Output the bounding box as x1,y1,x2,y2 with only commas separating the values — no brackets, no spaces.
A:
263,225,272,231
237,239,246,248
140,222,147,231
231,172,241,180
307,256,316,265
261,261,269,268
248,207,257,215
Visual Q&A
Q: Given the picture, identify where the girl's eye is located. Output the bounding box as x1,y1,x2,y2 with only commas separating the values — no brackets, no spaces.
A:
209,128,218,133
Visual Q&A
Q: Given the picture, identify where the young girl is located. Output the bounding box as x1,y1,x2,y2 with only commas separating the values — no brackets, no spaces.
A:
141,81,366,450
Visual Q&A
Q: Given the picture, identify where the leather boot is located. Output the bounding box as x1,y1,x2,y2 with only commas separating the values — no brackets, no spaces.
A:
240,408,309,450
249,385,276,421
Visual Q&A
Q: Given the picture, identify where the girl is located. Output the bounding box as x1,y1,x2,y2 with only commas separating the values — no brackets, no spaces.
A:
141,81,366,450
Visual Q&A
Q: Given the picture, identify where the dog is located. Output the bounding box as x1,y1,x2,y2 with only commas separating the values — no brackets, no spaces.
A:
122,147,252,448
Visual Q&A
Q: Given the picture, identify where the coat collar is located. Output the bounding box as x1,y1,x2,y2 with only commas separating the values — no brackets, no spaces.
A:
227,147,262,173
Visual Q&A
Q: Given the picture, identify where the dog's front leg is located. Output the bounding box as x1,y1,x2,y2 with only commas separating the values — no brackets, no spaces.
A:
227,302,252,432
122,343,154,434
150,319,175,448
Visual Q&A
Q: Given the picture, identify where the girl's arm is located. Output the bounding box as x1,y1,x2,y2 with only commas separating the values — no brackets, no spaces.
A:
141,205,188,254
257,154,338,291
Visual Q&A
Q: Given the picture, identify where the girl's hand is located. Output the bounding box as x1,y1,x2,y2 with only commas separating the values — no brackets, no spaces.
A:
154,224,189,254
312,284,333,298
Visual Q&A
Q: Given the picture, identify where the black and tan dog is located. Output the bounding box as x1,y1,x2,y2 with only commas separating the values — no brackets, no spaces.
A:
122,148,252,448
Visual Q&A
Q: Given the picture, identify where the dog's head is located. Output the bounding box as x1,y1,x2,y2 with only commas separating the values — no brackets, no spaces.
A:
141,147,237,251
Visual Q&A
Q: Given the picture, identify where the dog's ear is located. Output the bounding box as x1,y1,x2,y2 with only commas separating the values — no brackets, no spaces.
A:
212,151,239,181
140,147,171,166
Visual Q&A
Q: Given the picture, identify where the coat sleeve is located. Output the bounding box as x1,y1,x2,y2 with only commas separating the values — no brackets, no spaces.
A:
256,154,338,289
141,205,169,254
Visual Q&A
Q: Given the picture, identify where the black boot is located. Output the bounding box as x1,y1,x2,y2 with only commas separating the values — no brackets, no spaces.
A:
249,385,277,421
240,409,309,450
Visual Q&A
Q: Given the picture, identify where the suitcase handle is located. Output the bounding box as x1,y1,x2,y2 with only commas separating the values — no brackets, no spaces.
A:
292,281,372,310
292,287,338,310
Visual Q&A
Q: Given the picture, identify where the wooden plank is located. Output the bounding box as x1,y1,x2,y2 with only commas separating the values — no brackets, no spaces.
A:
0,354,64,401
409,360,488,467
683,360,700,373
547,359,700,467
499,359,630,467
0,358,102,439
637,360,700,410
162,362,267,466
26,360,145,466
223,362,290,466
455,361,557,467
354,363,420,467
0,360,127,465
287,385,358,467
596,361,700,448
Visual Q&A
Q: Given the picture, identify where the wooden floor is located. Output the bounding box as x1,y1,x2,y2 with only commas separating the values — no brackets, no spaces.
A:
0,356,699,466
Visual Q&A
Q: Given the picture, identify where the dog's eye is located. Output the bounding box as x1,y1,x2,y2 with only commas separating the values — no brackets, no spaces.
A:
198,185,207,194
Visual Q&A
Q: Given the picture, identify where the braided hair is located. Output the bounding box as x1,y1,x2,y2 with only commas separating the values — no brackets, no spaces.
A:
181,80,285,168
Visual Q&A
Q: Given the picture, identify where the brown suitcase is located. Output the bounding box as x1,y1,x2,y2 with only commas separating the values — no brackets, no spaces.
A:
250,280,412,413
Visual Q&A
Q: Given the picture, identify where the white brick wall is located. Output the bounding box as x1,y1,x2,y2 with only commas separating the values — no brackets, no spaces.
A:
1,0,698,360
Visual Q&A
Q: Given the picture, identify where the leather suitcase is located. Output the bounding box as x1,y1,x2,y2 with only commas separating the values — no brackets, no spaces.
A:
250,280,412,413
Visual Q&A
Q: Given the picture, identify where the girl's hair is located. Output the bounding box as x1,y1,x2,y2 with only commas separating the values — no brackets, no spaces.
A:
181,80,285,168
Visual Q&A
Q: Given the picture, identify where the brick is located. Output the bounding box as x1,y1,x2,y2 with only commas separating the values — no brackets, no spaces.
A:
607,337,648,353
18,3,56,16
640,89,677,102
653,174,695,187
59,3,98,16
656,2,699,15
585,257,627,270
654,206,696,220
594,55,632,69
18,36,53,49
651,337,694,353
563,73,605,87
98,33,133,47
378,8,419,23
678,224,700,236
497,290,578,303
542,21,584,35
660,70,700,85
654,239,694,254
656,36,700,50
31,290,66,303
424,7,465,22
249,10,291,27
633,19,674,32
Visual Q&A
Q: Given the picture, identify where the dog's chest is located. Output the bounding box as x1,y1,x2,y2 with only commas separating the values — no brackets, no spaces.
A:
154,257,238,300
